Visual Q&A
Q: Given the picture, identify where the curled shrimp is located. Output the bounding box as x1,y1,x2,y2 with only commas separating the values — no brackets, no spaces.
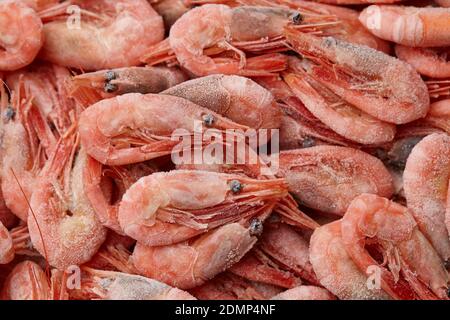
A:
40,0,164,70
28,136,107,270
277,147,394,215
1,261,50,300
310,221,391,300
284,29,430,125
403,133,450,262
131,222,258,289
118,170,288,245
395,46,450,79
0,0,43,71
162,74,282,129
341,194,448,300
271,286,335,300
283,57,396,144
359,6,450,47
75,267,196,300
78,93,248,166
168,4,295,76
70,66,188,107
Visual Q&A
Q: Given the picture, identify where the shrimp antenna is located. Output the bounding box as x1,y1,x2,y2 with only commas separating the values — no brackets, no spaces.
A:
10,168,51,281
0,78,12,97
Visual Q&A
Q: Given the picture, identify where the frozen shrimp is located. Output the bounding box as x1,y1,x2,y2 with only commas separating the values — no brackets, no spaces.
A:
40,0,164,70
76,267,196,300
403,133,450,262
395,46,450,79
0,0,43,71
310,221,391,300
277,147,394,215
162,74,282,129
168,4,296,76
78,93,249,166
70,66,187,107
28,136,107,270
341,194,448,300
151,0,191,30
118,170,288,245
284,29,430,125
131,223,258,289
283,57,396,144
359,6,450,47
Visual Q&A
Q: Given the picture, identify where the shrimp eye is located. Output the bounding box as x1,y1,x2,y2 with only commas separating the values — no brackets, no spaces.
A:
104,82,118,93
105,70,117,81
4,106,15,121
323,37,337,48
249,218,263,236
229,180,242,193
202,114,215,127
292,13,303,25
302,136,315,148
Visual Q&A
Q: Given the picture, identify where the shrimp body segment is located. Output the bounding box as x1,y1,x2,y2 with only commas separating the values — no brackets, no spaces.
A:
131,223,257,289
118,170,288,245
271,286,335,300
0,0,43,71
341,194,448,300
360,6,450,48
284,30,430,124
395,46,450,79
41,0,164,70
78,93,248,166
277,147,394,215
404,133,450,262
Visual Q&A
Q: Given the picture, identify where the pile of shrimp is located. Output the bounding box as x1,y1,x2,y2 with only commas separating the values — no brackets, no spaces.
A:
0,0,449,300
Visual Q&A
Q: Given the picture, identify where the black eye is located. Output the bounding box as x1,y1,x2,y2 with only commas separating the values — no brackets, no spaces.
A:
249,218,263,236
302,136,315,148
292,12,303,25
202,114,215,127
104,70,117,81
229,180,242,193
4,106,15,121
104,82,118,93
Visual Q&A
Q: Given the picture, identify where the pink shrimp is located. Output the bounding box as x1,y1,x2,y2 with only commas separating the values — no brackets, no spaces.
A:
271,285,335,300
28,134,107,270
78,93,249,166
167,4,297,76
0,0,43,71
118,170,288,245
341,194,448,300
1,261,50,300
75,267,196,300
403,133,450,262
70,66,188,108
131,222,258,289
283,57,396,144
40,0,164,70
310,221,391,300
0,76,58,221
395,46,450,79
277,147,394,215
162,74,282,129
359,6,450,47
284,29,430,125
